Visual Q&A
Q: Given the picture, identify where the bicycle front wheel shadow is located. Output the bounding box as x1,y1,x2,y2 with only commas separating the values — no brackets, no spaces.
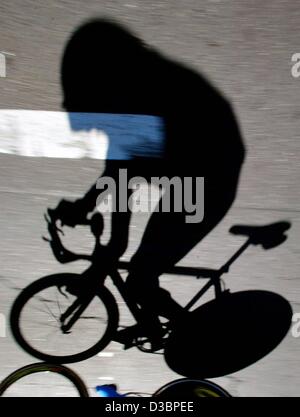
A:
153,378,231,398
10,274,119,363
0,362,89,397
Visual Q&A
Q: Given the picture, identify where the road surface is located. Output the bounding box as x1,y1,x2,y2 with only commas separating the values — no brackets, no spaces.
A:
0,0,300,396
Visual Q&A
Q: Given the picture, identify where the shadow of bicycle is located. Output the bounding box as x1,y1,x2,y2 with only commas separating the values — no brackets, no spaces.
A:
164,290,293,378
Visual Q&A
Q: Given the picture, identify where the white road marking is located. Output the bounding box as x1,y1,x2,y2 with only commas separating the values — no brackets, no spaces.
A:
0,51,16,56
0,110,164,160
97,352,114,357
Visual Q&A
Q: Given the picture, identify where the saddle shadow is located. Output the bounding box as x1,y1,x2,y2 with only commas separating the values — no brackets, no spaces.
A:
164,289,293,378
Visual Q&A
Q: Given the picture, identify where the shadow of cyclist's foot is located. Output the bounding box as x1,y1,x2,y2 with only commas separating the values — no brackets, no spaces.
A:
113,322,167,351
159,309,190,327
112,324,141,347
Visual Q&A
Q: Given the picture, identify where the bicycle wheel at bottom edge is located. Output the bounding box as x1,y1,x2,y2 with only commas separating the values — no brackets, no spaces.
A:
0,363,89,397
10,273,119,363
153,378,231,397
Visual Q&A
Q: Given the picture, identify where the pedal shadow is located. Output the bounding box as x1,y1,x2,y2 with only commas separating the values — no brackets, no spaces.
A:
164,290,293,378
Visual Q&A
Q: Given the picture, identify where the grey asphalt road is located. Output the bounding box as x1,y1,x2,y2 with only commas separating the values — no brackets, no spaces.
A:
0,0,300,397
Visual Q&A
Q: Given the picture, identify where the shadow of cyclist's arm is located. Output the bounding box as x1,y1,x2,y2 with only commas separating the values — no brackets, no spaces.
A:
79,161,134,259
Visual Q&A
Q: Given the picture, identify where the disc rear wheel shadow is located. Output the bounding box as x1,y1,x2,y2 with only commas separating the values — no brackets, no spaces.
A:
164,290,292,378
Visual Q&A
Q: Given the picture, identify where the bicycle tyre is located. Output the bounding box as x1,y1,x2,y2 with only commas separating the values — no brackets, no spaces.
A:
153,378,231,398
0,362,89,397
10,274,119,363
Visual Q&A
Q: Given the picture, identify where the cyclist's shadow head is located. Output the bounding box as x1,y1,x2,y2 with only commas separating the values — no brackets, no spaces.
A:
60,18,169,166
61,18,155,115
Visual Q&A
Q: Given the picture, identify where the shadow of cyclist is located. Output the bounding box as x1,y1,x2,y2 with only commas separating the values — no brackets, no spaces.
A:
59,18,246,345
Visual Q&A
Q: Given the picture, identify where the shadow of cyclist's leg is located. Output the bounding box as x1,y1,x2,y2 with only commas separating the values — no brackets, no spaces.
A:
126,181,236,322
